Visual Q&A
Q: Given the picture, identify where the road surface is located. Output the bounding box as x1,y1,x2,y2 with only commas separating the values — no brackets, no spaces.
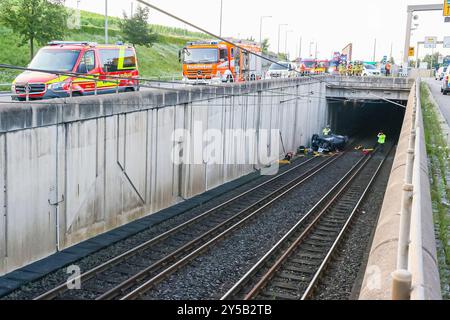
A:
425,78,450,125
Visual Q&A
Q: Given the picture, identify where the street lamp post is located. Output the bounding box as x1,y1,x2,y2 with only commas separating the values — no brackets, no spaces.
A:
105,0,108,44
402,4,442,76
278,24,288,55
285,30,293,59
309,41,314,57
298,36,302,59
373,38,377,62
219,0,223,37
259,16,272,46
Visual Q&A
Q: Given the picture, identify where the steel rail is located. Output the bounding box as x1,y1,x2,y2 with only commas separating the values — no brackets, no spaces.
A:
221,145,384,300
34,155,322,300
300,146,393,300
118,153,345,300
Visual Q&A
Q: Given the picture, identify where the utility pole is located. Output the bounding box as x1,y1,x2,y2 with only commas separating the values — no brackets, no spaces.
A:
315,42,318,59
105,0,108,44
219,0,223,37
131,1,134,16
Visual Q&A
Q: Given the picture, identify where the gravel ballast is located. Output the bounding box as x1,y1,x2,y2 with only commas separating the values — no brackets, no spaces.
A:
1,157,312,300
311,148,396,300
140,151,364,300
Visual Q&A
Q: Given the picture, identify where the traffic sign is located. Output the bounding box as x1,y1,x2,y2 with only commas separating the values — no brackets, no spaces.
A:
409,47,415,57
444,0,450,17
445,36,450,48
424,36,437,48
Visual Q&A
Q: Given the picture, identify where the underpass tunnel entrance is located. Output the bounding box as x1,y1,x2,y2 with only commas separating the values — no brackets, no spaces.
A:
327,99,406,140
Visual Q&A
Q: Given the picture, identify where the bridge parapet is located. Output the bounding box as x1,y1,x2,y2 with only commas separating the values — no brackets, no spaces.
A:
359,79,441,300
325,76,414,101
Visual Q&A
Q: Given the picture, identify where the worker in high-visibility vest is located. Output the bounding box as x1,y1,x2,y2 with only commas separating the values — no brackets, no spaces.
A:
323,125,332,136
377,131,386,152
339,63,346,76
355,62,363,76
347,63,353,76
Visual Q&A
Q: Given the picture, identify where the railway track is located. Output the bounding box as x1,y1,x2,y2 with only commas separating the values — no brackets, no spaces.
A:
35,152,343,300
221,145,391,300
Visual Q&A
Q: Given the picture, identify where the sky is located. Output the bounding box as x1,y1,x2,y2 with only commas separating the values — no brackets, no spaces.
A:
65,0,450,62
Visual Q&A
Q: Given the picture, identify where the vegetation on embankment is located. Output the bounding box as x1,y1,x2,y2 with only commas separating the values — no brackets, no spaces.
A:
421,82,450,299
0,9,208,89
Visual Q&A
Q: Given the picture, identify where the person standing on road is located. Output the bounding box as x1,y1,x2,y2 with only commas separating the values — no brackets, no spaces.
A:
385,63,391,77
377,131,386,152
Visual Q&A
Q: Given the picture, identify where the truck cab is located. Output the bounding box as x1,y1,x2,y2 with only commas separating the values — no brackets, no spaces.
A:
299,59,316,75
181,39,262,84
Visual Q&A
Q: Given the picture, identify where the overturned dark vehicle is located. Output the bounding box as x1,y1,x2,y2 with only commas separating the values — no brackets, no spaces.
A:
311,134,349,152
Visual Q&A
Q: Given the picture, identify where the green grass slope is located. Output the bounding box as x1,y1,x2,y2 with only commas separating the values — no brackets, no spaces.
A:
0,9,208,87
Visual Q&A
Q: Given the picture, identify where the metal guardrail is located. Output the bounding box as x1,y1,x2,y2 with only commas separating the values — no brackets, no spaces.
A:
392,77,426,300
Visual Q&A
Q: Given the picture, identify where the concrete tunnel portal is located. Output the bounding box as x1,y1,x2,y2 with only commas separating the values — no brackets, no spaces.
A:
326,98,406,142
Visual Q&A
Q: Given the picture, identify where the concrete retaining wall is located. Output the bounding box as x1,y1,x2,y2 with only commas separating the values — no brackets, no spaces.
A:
0,78,328,276
359,82,441,300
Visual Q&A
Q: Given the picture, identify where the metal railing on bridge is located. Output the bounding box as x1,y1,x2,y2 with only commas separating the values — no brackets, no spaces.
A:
392,77,430,300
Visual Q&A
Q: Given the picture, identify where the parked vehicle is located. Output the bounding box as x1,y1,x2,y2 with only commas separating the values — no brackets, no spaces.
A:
11,41,139,101
266,61,297,79
441,67,450,95
311,133,348,152
299,59,316,75
435,67,447,81
180,39,262,84
312,60,330,74
361,64,381,76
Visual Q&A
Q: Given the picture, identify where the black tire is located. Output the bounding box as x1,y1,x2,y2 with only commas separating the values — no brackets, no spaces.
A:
444,90,448,96
125,87,134,92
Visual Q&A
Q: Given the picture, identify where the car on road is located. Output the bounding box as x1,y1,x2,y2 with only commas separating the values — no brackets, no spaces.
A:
266,61,297,79
435,67,447,81
441,67,450,95
361,64,381,76
11,41,140,101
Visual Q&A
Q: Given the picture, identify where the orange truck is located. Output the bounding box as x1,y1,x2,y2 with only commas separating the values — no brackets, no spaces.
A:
312,60,330,74
180,39,262,84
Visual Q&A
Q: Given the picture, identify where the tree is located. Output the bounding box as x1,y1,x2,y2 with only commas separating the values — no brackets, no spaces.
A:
422,52,441,69
278,53,288,61
0,0,68,60
261,38,270,54
120,6,157,48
